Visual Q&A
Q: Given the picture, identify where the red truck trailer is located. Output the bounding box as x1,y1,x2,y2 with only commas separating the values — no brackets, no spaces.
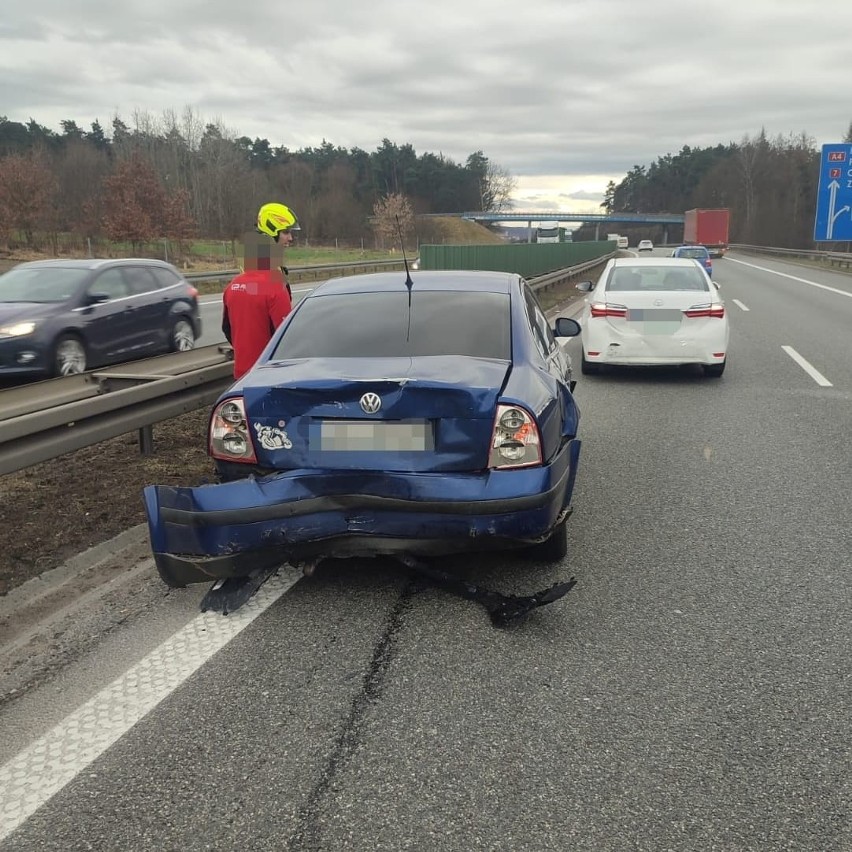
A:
683,208,730,258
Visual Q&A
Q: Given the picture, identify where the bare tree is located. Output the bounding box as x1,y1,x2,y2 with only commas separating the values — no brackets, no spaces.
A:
483,161,516,213
55,139,110,237
0,149,57,245
372,193,415,249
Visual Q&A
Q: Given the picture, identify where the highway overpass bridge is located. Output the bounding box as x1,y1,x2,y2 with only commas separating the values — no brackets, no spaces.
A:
460,210,685,242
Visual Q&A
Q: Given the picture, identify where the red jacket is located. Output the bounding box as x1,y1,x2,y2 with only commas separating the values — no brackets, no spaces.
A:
222,269,292,379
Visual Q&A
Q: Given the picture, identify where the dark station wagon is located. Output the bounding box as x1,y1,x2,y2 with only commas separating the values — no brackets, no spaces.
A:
0,258,202,378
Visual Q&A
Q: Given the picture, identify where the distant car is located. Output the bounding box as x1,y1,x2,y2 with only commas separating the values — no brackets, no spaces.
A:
0,259,201,378
576,257,728,378
671,244,713,277
638,240,654,252
144,270,585,587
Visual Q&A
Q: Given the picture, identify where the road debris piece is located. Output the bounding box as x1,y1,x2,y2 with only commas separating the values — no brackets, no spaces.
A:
394,555,577,628
199,565,278,615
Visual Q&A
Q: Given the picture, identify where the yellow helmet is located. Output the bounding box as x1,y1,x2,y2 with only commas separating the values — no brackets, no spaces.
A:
256,202,300,239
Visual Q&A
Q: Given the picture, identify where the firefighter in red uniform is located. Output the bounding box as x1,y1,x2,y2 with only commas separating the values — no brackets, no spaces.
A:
222,203,299,380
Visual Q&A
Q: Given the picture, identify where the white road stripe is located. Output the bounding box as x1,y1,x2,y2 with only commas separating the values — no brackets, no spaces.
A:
732,299,750,312
726,258,852,299
781,346,833,387
0,567,302,841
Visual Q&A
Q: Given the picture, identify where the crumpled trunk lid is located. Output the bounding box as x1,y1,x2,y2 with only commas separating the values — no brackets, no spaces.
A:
241,355,510,472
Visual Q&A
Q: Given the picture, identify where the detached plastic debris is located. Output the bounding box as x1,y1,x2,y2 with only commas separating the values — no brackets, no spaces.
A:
395,555,577,628
200,565,278,615
198,556,577,628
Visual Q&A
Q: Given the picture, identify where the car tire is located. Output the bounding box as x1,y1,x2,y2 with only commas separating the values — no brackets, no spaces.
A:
704,360,725,378
53,334,88,376
581,352,600,375
170,317,196,352
527,517,568,562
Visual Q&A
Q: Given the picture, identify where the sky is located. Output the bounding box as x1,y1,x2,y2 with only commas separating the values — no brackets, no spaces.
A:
2,0,851,216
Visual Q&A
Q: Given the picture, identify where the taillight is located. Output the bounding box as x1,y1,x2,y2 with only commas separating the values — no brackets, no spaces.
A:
187,285,199,298
489,404,542,469
590,302,628,318
209,397,257,463
683,303,725,319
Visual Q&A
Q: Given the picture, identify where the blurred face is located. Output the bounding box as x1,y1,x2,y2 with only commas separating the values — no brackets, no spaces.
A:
239,231,285,271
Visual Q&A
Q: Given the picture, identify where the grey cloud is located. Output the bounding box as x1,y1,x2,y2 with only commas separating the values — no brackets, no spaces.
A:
1,0,850,192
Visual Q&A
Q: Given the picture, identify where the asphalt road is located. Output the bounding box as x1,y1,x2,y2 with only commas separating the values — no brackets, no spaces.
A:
1,251,850,851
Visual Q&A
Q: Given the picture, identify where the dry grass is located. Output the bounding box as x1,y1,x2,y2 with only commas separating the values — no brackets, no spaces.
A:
0,408,214,596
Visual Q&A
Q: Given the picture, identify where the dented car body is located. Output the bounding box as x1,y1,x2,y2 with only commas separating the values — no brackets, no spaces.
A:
143,271,583,587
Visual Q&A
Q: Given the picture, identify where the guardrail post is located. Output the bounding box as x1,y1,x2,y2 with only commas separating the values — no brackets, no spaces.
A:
138,425,154,456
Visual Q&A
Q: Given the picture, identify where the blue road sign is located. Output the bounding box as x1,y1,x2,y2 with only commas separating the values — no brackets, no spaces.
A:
814,144,852,241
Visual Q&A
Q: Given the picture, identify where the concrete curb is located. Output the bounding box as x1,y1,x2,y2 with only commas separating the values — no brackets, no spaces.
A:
0,524,150,646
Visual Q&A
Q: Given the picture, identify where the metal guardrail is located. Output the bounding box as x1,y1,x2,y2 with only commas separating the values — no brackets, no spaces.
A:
184,258,408,285
0,252,613,476
729,244,852,270
529,252,615,293
0,346,235,476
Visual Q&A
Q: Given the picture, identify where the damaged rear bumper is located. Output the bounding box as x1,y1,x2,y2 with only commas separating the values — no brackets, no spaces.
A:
144,440,580,587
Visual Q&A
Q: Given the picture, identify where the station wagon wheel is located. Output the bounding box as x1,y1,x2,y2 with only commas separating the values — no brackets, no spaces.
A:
53,334,88,376
170,318,196,352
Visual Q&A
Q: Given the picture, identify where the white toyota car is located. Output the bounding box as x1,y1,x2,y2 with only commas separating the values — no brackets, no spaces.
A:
575,257,729,377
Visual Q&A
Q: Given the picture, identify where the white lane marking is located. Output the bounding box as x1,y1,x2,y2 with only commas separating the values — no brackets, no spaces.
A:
781,346,833,387
0,567,302,841
726,258,852,299
732,299,750,312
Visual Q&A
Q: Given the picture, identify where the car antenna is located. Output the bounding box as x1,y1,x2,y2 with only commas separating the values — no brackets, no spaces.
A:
395,214,414,340
395,215,414,293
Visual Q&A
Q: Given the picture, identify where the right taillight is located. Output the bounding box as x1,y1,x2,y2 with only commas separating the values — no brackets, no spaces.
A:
590,302,628,318
209,397,257,463
489,404,542,469
684,303,725,319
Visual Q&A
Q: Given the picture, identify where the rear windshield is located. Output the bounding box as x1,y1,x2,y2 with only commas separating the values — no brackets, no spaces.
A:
271,291,511,360
0,268,89,303
606,266,709,292
676,248,708,258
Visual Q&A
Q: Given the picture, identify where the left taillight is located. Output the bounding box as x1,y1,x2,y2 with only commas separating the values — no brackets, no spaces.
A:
489,404,542,469
188,285,199,299
590,302,628,318
209,398,257,463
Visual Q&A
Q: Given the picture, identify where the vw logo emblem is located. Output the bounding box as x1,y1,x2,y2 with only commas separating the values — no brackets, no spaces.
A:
654,298,664,306
360,392,382,414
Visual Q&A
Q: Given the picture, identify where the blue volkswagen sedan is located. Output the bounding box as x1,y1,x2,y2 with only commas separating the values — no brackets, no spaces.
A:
144,270,583,588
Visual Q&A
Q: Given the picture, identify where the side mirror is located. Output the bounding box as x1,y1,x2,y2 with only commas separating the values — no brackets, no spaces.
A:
575,281,594,292
553,317,581,338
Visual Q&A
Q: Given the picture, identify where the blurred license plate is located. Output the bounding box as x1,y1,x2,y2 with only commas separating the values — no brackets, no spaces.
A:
628,308,682,334
320,420,433,451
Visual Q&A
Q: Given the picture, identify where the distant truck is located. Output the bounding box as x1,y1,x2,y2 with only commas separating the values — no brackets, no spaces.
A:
536,221,562,243
684,208,730,258
607,233,629,249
